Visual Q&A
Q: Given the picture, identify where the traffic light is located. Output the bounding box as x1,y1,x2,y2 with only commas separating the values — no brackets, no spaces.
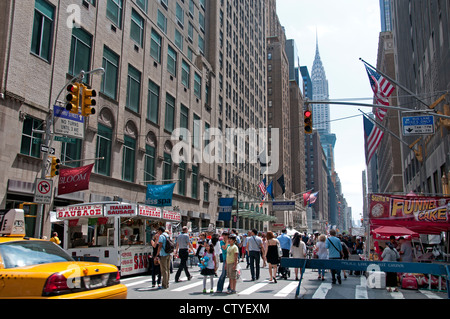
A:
304,108,313,134
65,83,80,114
81,84,96,117
50,156,60,177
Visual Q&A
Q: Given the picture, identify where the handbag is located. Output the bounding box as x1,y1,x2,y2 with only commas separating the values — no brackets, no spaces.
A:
276,240,283,258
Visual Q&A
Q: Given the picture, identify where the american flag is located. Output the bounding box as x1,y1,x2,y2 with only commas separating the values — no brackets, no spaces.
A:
258,178,267,196
309,192,319,205
364,64,395,121
363,116,384,165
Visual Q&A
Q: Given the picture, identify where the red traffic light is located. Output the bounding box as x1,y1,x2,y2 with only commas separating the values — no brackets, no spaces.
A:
304,110,312,118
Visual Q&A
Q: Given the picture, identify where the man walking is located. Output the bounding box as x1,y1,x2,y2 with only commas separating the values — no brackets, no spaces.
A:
326,229,343,284
156,226,172,289
246,229,265,281
175,226,193,282
277,229,292,279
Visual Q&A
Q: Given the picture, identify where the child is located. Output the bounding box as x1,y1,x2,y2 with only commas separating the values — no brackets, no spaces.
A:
226,234,239,294
201,243,218,293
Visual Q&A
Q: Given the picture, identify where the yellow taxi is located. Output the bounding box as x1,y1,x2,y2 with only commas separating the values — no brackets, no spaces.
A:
0,209,127,299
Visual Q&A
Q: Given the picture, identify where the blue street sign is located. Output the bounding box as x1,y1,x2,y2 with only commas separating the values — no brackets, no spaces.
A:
402,115,435,136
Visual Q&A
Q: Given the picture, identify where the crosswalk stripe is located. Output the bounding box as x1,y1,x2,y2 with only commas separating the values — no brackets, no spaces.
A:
419,290,443,299
239,282,269,295
355,276,368,299
172,280,204,292
312,282,332,299
125,279,151,287
274,281,299,298
390,290,404,299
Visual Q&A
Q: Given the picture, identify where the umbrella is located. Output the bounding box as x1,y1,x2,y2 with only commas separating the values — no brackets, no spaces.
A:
371,226,420,240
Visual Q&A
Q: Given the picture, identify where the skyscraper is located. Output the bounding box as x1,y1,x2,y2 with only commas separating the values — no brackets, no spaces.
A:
311,36,330,134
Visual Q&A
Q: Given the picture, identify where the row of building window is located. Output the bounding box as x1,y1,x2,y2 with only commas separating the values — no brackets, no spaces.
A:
19,116,211,201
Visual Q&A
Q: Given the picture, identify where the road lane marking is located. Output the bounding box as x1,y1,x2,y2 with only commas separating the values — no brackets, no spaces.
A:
238,282,269,295
312,282,332,299
274,281,299,298
355,276,368,299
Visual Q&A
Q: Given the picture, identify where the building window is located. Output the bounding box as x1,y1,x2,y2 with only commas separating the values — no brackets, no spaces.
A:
198,35,205,55
174,29,184,51
180,104,189,140
194,72,202,98
188,22,194,42
101,46,119,100
203,182,209,202
61,139,82,168
122,136,136,182
130,9,144,47
106,0,123,29
150,29,162,63
191,165,198,199
95,124,112,176
147,80,160,124
135,0,148,13
181,60,190,88
164,93,175,132
144,144,155,182
178,161,186,195
68,27,92,83
176,2,184,27
157,9,167,33
31,0,55,62
163,152,172,184
126,64,141,113
20,117,43,158
199,12,205,32
167,45,177,76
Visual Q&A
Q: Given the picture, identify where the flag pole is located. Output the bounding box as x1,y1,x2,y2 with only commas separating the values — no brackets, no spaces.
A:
359,109,410,148
359,58,429,109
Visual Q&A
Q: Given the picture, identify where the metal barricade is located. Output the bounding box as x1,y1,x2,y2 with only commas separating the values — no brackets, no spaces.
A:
281,257,450,299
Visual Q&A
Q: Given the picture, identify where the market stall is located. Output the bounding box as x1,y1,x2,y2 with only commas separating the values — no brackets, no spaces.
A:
56,202,181,276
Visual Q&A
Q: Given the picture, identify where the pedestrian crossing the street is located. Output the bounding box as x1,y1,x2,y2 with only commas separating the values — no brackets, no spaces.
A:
123,267,447,300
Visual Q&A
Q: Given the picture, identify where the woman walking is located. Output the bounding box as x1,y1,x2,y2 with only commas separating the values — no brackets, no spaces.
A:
265,231,280,283
290,232,307,280
381,242,400,292
314,234,328,280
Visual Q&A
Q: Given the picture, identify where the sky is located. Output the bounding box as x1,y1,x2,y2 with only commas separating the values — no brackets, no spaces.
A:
276,0,382,224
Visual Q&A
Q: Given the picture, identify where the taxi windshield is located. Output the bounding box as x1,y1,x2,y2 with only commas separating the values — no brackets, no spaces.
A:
0,240,74,269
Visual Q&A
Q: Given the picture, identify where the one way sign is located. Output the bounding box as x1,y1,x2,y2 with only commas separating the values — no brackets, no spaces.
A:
34,178,53,204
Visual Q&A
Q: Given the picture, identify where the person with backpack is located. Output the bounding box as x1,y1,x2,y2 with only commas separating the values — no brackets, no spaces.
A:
156,226,174,289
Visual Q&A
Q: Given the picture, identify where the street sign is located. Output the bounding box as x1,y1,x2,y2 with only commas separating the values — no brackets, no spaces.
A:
402,115,435,136
272,201,296,211
54,136,77,144
53,104,84,139
34,178,53,204
40,144,56,155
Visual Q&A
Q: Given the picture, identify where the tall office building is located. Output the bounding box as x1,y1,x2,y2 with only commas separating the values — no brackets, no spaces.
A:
0,0,273,237
379,0,392,32
311,37,330,134
391,0,450,195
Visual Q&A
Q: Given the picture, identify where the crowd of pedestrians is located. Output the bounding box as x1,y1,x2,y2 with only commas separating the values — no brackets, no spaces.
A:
149,227,366,293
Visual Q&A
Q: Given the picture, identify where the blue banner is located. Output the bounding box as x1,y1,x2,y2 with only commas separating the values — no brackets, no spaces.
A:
146,183,176,207
218,198,234,221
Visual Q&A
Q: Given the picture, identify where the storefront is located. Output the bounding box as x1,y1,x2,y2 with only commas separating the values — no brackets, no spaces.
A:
56,202,181,276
